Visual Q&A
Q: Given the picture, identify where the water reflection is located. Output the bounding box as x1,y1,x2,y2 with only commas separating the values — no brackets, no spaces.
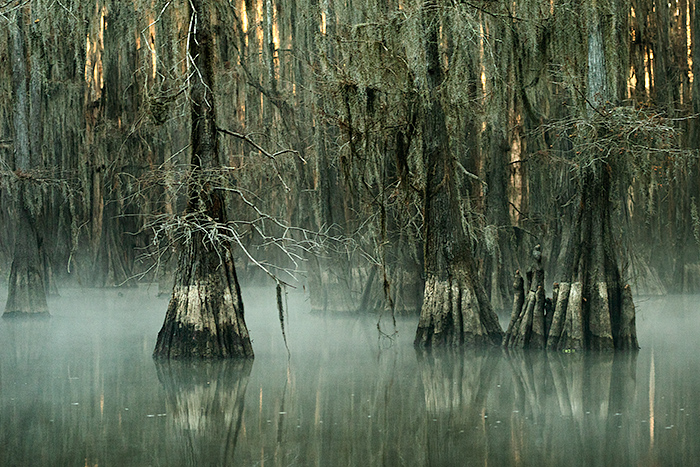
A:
0,319,55,466
155,360,253,466
415,348,641,466
503,351,640,466
2,290,700,465
417,349,501,466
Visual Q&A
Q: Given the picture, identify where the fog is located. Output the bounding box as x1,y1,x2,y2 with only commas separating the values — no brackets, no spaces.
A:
1,287,699,466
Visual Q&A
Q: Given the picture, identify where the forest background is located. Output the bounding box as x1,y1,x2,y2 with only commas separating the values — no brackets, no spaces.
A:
1,0,698,321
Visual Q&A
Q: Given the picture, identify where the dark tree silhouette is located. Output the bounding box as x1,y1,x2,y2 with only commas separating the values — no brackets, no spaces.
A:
4,7,48,318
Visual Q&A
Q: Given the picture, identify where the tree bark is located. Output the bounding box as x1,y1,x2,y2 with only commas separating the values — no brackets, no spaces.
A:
414,0,502,348
546,164,638,351
482,12,519,314
4,195,49,317
4,7,49,318
154,0,253,359
693,1,700,150
542,5,638,351
503,246,549,349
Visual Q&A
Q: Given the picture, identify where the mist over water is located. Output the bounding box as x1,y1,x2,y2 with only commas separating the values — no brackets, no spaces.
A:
1,287,699,466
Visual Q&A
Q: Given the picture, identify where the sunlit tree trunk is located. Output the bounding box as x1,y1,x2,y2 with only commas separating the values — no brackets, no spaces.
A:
693,1,700,151
90,0,139,288
154,0,253,359
630,0,651,100
414,0,503,348
4,7,49,318
676,0,700,292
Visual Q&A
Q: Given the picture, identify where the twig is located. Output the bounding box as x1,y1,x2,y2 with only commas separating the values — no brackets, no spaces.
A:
217,127,302,192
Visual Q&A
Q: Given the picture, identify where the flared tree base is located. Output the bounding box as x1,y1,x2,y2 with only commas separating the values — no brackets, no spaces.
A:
504,267,639,351
504,278,638,351
547,281,638,351
154,238,253,359
4,200,49,318
4,262,49,318
415,275,503,348
508,164,640,351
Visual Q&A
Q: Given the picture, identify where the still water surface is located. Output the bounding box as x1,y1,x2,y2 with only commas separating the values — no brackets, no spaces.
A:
0,287,698,466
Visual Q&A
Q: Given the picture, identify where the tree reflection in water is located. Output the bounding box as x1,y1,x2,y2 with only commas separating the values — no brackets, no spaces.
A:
417,349,502,466
155,359,253,466
0,319,54,466
504,351,639,466
417,349,639,466
5,292,700,465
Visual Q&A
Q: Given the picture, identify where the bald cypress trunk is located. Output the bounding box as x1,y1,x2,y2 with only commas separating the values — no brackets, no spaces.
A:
547,164,637,350
546,7,637,351
482,12,519,314
154,0,253,359
693,2,700,151
4,7,48,318
414,0,502,348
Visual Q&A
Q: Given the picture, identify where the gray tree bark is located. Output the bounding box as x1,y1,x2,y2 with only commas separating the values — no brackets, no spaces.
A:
547,6,637,350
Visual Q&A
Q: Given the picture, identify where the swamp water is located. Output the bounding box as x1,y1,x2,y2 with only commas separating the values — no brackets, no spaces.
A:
0,287,699,466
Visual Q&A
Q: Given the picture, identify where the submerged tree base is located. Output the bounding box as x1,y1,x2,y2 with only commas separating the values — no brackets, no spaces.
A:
4,206,49,318
504,273,639,351
503,269,549,349
546,281,638,351
504,163,640,352
153,234,253,360
415,275,503,348
2,310,50,319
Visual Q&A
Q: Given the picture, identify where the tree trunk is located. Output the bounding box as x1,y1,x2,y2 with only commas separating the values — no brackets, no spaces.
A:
547,164,638,351
154,0,253,359
544,7,638,351
4,195,49,318
482,121,518,313
4,7,49,318
693,1,700,150
92,198,132,287
481,12,519,314
414,0,502,348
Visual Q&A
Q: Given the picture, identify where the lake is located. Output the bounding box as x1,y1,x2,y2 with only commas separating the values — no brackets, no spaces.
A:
0,287,698,466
